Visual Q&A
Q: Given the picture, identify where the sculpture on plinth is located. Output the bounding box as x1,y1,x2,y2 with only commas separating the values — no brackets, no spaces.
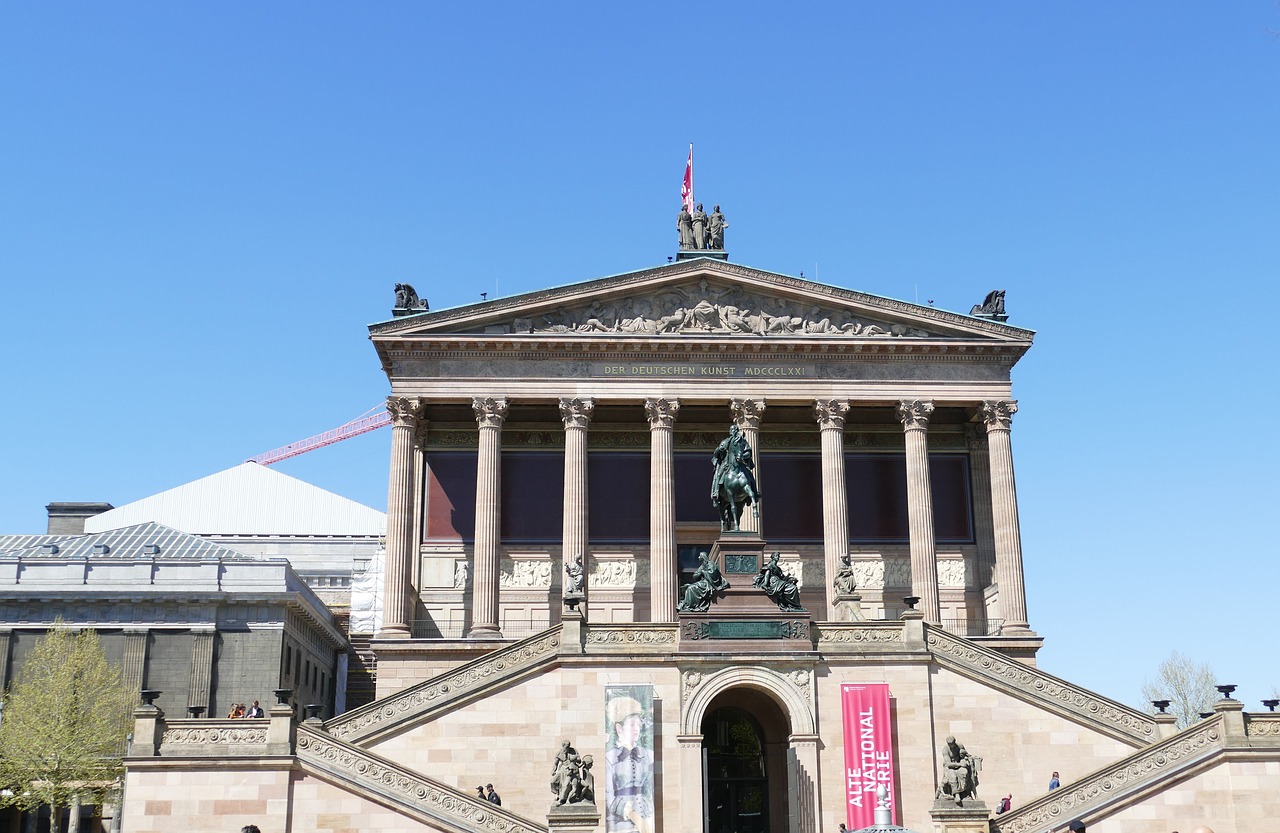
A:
753,551,804,612
393,283,428,316
677,551,730,613
969,289,1006,321
833,553,857,596
708,205,728,250
934,735,982,807
550,740,596,807
564,553,585,597
711,424,760,532
677,207,695,250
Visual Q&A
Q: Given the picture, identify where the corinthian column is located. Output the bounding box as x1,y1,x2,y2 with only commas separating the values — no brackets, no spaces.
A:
815,398,851,620
896,399,941,624
980,400,1031,633
730,398,766,535
646,397,680,622
469,396,509,639
379,396,424,638
560,397,594,606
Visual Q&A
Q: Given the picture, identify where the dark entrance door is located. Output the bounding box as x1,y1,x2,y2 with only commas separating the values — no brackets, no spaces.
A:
703,707,769,833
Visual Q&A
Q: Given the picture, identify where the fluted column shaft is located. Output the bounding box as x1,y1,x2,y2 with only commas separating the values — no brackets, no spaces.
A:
815,399,851,620
560,397,594,605
187,628,215,712
730,398,766,535
379,396,423,639
897,399,941,623
469,396,508,638
981,400,1030,632
646,398,680,622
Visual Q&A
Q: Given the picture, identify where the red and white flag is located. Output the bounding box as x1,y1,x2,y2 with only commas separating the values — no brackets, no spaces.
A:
681,144,694,213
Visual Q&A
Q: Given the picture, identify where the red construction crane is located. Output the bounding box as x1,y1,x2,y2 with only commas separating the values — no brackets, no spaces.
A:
248,405,391,465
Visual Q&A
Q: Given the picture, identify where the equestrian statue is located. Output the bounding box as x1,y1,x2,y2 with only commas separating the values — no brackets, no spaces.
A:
711,424,760,532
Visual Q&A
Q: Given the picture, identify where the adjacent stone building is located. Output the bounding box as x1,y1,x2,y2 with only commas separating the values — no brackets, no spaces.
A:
118,257,1280,833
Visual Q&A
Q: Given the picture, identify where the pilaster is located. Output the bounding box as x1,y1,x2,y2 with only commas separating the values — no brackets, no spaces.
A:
646,397,680,623
0,628,11,693
814,398,850,621
897,400,941,623
470,396,509,638
122,628,148,698
186,628,215,714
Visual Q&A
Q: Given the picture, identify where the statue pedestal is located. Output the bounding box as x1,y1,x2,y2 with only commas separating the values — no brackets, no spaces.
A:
678,532,812,653
547,802,600,833
834,593,867,622
675,250,728,261
929,800,989,833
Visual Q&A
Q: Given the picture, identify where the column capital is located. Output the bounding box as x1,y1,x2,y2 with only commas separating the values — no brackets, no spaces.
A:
813,398,850,430
979,399,1018,430
386,396,425,427
895,399,935,430
559,397,596,429
472,396,510,428
644,397,680,429
730,398,767,430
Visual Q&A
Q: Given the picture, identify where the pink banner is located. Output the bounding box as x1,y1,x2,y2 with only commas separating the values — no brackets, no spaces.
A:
841,683,897,828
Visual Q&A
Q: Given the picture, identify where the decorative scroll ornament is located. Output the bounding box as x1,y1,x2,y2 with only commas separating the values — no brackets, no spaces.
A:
584,625,677,645
559,397,596,429
386,396,425,428
896,399,935,430
644,397,680,429
730,398,766,430
979,399,1018,430
682,670,706,699
162,725,268,746
472,396,509,428
817,623,905,644
814,398,851,430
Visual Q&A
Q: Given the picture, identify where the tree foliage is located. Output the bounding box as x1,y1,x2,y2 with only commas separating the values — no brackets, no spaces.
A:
0,626,132,831
1140,650,1217,730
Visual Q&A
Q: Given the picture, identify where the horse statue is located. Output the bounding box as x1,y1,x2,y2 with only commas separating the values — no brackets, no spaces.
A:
711,424,760,532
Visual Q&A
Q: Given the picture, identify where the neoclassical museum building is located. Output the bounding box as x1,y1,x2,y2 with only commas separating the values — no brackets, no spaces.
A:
121,257,1280,833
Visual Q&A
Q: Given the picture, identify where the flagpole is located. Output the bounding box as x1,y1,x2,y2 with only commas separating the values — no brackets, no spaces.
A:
689,143,694,208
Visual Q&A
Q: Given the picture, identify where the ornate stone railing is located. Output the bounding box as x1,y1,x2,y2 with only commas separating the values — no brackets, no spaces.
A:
297,725,547,833
157,718,271,756
325,625,562,744
813,621,906,650
925,625,1157,745
583,623,678,652
992,717,1224,833
1246,713,1280,741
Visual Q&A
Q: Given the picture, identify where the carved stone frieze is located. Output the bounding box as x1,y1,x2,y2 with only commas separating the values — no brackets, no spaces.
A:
926,628,1157,743
297,728,544,833
777,559,804,588
584,625,678,646
507,282,933,339
884,558,911,588
994,720,1222,833
590,560,637,588
161,724,268,746
937,559,967,588
816,623,906,644
852,561,885,590
500,560,552,589
453,561,469,589
325,628,562,742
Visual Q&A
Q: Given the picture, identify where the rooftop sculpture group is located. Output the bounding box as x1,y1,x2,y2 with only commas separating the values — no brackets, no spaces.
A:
678,203,728,251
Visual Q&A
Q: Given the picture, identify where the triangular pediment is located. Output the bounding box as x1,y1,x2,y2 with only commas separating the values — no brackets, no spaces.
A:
370,259,1032,343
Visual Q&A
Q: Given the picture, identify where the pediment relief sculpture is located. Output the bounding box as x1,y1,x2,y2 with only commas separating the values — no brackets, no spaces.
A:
498,281,932,338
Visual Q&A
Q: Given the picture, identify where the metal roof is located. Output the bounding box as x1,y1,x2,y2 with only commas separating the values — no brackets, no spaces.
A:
83,462,387,537
0,522,259,561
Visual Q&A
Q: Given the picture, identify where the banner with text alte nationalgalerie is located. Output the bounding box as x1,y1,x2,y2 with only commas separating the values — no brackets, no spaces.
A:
841,683,898,828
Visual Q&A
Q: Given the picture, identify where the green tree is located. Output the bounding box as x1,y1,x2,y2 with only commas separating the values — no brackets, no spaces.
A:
0,626,132,833
1140,650,1217,730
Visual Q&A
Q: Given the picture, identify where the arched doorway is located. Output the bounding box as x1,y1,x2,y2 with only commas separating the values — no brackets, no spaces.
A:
700,688,792,833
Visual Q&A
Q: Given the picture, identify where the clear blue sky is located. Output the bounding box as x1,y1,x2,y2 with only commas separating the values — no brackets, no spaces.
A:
3,3,1277,712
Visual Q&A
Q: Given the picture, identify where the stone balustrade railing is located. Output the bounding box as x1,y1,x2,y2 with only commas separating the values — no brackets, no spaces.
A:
157,718,271,756
925,625,1158,745
992,716,1224,833
297,725,547,833
325,625,562,744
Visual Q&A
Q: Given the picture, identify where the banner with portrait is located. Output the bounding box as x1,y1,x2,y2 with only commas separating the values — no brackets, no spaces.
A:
841,683,897,828
604,684,655,833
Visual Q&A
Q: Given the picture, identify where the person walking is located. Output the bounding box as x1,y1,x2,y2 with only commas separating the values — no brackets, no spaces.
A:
485,784,501,806
1049,771,1061,790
